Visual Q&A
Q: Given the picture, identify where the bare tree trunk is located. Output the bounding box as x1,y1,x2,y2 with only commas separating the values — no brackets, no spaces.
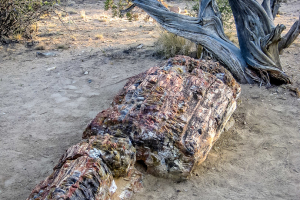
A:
125,0,299,85
229,0,290,84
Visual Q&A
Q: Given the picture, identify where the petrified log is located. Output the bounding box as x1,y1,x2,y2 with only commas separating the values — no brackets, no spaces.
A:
27,56,240,200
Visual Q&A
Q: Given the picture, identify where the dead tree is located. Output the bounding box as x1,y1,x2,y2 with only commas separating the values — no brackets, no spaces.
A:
123,0,299,85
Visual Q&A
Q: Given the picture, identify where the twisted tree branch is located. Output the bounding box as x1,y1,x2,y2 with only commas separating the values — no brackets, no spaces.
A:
131,0,251,83
278,15,300,53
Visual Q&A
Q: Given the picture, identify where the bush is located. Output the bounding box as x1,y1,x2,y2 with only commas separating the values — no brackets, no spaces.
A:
0,0,58,40
155,31,194,59
104,0,131,18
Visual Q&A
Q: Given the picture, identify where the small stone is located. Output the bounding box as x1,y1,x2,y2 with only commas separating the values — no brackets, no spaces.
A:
251,95,260,99
46,67,56,71
84,71,89,75
278,96,287,100
136,44,144,49
36,52,57,58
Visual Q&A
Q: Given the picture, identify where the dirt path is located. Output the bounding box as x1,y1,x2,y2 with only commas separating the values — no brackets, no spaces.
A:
0,1,299,199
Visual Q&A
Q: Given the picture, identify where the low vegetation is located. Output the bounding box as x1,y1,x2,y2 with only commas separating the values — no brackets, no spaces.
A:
155,31,194,58
0,0,58,40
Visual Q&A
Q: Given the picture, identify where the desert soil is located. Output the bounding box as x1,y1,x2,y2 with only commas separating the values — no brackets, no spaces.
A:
0,0,300,199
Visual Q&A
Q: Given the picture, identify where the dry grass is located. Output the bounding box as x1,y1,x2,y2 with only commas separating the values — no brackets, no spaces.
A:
132,13,139,21
35,43,46,50
225,30,239,46
155,31,194,58
95,34,104,40
57,44,69,50
70,35,76,41
80,10,86,20
31,23,38,33
13,34,22,40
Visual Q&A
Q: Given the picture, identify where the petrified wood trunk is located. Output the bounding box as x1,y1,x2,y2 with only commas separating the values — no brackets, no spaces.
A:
28,56,240,200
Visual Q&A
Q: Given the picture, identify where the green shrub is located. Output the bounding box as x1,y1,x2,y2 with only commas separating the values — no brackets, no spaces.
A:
0,0,58,40
104,0,132,18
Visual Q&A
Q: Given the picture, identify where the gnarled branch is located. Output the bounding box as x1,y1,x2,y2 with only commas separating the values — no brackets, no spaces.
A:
131,0,251,83
278,15,300,53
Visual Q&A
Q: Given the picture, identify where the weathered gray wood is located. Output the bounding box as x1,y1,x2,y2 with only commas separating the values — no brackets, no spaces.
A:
122,0,299,85
270,0,280,19
229,0,290,84
130,0,251,83
278,15,300,53
262,0,280,20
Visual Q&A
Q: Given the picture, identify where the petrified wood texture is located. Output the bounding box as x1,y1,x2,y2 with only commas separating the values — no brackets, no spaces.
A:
84,56,240,180
27,135,140,200
28,56,240,200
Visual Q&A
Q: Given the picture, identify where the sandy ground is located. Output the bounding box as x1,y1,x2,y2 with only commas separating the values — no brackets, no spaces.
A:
0,0,300,199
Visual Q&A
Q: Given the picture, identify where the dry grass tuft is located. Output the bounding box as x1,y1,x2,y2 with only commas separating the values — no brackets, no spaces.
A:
57,44,69,50
225,31,239,46
95,34,104,40
155,31,194,58
70,35,76,41
13,34,22,40
132,13,139,21
80,10,86,20
35,44,46,50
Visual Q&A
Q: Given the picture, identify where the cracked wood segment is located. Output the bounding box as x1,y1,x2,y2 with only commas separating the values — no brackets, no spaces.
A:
84,56,240,180
27,135,140,200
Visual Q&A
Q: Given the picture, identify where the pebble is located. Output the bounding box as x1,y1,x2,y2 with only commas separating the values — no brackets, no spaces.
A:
36,52,57,58
84,71,89,75
251,95,260,99
46,67,56,71
136,44,144,49
278,96,287,100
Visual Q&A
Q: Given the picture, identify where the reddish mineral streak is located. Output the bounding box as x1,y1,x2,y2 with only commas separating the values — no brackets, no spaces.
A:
27,56,241,200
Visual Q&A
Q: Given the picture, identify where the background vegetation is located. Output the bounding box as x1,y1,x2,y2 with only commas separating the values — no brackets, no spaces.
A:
0,0,59,40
